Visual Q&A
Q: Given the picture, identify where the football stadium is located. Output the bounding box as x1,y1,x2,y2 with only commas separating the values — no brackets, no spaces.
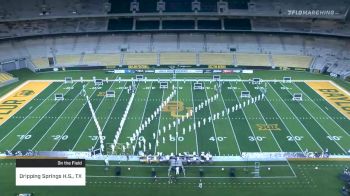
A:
0,0,350,195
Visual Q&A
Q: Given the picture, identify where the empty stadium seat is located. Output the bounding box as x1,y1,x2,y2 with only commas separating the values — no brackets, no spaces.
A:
272,55,312,68
123,53,157,65
160,53,196,65
83,54,120,66
236,53,270,66
200,53,233,65
0,72,14,84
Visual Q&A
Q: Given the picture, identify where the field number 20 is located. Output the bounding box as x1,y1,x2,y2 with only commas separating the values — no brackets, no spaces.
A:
287,136,303,141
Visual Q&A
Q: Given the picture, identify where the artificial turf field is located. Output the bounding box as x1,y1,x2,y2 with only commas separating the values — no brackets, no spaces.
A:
0,69,349,196
0,76,349,155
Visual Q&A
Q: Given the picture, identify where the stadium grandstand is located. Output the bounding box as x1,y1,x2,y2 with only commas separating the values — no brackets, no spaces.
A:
0,0,350,196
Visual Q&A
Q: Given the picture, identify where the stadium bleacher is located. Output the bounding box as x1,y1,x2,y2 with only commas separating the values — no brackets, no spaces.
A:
271,55,313,68
55,55,81,66
108,18,133,30
236,53,270,67
198,20,222,30
224,19,252,30
0,33,348,73
136,20,160,30
0,72,14,84
32,57,50,69
164,0,193,12
83,54,120,66
163,20,195,30
160,52,197,65
199,53,233,65
123,53,157,65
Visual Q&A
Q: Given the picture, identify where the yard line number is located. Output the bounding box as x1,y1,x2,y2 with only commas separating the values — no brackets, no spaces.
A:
52,135,68,141
248,136,266,142
209,136,227,142
17,135,32,140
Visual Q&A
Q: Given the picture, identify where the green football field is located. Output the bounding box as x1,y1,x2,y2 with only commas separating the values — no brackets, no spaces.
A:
0,69,350,196
0,76,349,155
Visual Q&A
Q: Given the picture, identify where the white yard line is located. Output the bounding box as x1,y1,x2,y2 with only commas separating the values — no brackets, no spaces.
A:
228,82,262,152
50,84,99,151
32,82,87,150
294,83,350,136
268,83,323,151
175,81,179,154
132,82,153,154
71,81,118,150
0,83,64,144
90,82,127,149
329,80,350,97
189,82,199,154
283,83,347,153
259,86,304,152
218,84,242,155
154,89,165,154
240,81,283,152
10,83,75,150
203,82,221,156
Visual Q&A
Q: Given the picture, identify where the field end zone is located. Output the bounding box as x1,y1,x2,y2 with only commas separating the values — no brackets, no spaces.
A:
305,81,350,119
0,81,52,125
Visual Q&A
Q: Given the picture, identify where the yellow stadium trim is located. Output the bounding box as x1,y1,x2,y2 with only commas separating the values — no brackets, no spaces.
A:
0,81,52,125
306,81,350,120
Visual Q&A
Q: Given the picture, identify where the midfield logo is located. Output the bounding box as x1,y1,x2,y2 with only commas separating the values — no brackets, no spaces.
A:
256,124,281,131
162,101,192,118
